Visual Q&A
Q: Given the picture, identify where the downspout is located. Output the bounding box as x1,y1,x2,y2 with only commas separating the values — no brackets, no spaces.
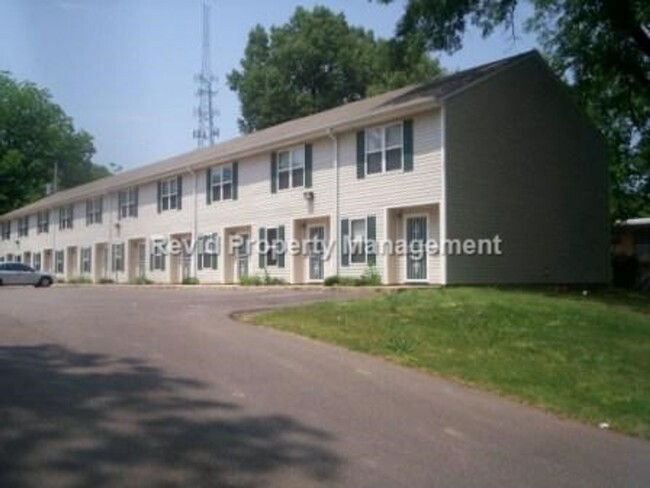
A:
327,128,339,276
189,167,198,279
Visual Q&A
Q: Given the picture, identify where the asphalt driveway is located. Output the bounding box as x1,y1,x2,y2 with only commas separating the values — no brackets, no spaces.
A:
0,286,648,487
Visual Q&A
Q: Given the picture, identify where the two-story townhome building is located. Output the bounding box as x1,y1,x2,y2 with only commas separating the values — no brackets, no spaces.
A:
0,51,611,285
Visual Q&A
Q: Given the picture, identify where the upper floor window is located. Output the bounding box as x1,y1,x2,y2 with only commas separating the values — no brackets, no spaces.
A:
37,211,49,234
1,221,10,241
210,165,233,202
366,123,403,175
118,187,138,219
158,177,182,212
18,216,29,237
86,197,103,225
357,120,412,178
278,146,304,190
59,204,73,230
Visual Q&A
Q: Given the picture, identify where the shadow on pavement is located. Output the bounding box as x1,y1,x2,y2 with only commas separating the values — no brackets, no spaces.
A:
0,344,341,487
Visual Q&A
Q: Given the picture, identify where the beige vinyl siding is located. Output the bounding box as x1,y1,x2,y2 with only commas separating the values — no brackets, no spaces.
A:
444,56,610,284
338,110,443,284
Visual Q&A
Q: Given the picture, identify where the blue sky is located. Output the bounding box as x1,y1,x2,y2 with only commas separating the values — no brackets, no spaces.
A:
0,0,537,170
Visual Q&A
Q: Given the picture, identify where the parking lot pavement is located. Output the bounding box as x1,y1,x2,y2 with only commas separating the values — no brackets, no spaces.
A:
1,286,649,487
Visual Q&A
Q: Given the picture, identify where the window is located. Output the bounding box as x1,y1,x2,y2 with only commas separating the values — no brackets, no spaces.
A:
350,219,367,263
37,211,50,233
197,234,218,270
118,187,138,218
159,178,180,211
151,239,166,271
1,221,10,240
210,165,233,201
111,243,125,272
265,228,279,266
278,146,304,190
86,197,103,225
33,252,41,271
81,247,92,274
365,122,403,174
55,250,64,274
59,204,73,230
18,216,29,237
6,254,14,263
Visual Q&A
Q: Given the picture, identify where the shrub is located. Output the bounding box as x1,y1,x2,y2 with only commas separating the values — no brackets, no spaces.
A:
324,275,340,286
98,278,115,284
67,276,93,284
324,267,382,287
182,277,200,285
239,275,263,286
239,271,287,286
130,276,153,285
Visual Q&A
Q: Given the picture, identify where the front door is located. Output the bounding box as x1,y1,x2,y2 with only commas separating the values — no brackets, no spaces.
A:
236,233,249,280
138,243,146,278
406,216,427,281
308,225,325,281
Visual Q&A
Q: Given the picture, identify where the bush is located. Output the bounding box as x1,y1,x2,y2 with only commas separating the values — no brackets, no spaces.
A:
98,278,115,284
324,267,382,287
182,277,200,285
239,271,287,286
239,275,263,286
67,276,93,284
130,276,153,285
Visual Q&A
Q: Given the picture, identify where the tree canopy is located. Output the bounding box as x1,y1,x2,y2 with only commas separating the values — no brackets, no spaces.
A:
0,72,110,215
227,6,441,133
379,0,650,220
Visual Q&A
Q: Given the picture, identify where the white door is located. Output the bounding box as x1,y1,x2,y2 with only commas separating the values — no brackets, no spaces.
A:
308,225,325,281
406,216,427,281
236,233,249,279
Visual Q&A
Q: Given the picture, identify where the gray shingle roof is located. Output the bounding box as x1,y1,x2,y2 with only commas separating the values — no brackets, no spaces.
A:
2,50,539,219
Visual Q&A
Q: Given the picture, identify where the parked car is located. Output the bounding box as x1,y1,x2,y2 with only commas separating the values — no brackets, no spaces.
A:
0,262,54,287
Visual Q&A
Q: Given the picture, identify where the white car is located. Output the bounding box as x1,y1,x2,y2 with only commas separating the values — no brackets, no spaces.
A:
0,262,54,287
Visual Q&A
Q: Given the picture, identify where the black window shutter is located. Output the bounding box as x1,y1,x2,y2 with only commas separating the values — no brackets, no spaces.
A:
206,168,212,204
69,204,74,229
98,198,103,223
118,192,123,220
305,144,313,188
197,237,203,271
258,227,266,269
356,131,365,179
232,162,239,200
85,200,90,226
278,225,285,268
161,252,166,271
212,233,218,269
271,152,278,193
157,182,162,213
341,218,350,267
177,176,183,210
366,215,376,266
403,119,414,172
133,188,139,217
149,246,154,272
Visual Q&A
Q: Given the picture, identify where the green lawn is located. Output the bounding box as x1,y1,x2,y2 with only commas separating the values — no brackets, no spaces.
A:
249,287,650,438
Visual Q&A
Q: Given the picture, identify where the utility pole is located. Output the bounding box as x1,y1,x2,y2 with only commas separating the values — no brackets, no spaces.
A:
193,1,219,148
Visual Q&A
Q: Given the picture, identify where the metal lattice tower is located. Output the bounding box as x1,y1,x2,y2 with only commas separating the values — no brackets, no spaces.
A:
193,1,219,148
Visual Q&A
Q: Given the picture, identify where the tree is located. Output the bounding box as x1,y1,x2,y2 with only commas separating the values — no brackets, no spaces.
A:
227,6,441,133
379,0,650,220
0,72,110,215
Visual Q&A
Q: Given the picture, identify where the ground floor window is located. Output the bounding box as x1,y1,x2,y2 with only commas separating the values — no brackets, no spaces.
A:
150,240,166,271
198,234,218,270
33,252,41,271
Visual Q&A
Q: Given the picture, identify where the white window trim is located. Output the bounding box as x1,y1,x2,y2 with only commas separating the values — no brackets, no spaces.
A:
160,178,179,211
1,222,10,240
59,205,73,230
277,145,305,190
119,188,138,218
18,216,29,237
37,211,49,234
265,227,280,266
365,122,404,175
81,247,92,274
198,233,219,269
87,197,102,224
210,164,234,202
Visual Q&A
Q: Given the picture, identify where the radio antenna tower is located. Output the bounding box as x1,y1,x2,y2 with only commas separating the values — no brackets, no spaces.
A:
193,1,219,148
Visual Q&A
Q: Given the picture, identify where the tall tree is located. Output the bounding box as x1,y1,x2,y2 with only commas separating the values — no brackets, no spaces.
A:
0,72,110,215
379,0,650,220
228,6,441,133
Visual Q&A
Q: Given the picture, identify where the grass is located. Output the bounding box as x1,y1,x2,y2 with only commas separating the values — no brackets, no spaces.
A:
249,287,650,438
